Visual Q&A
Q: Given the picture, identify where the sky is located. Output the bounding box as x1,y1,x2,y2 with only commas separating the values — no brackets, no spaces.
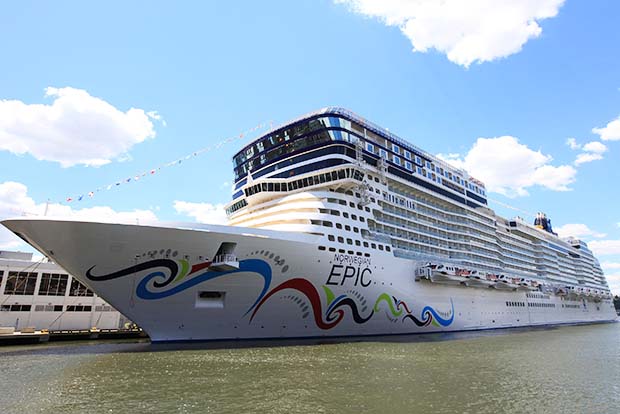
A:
1,0,619,293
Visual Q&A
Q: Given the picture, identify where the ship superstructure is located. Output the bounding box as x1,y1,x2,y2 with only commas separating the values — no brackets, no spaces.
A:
2,108,615,342
227,108,608,293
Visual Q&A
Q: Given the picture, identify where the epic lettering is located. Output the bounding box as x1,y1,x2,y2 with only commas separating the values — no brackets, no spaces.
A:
326,264,372,287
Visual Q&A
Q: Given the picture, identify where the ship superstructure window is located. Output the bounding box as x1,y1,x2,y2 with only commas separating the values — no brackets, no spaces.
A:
66,305,92,312
69,278,94,297
393,156,401,166
404,150,411,160
38,273,69,296
366,142,374,153
405,161,413,171
243,168,363,198
379,149,388,158
4,272,37,295
1,304,31,312
392,144,400,154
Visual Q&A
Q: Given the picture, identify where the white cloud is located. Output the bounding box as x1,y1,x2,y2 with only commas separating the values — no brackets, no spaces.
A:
0,87,160,167
554,223,606,239
574,152,603,165
605,273,620,296
593,116,620,141
439,136,576,196
567,139,607,165
566,138,580,150
582,141,607,154
335,0,565,67
601,262,620,271
588,240,620,257
0,181,158,249
173,201,227,225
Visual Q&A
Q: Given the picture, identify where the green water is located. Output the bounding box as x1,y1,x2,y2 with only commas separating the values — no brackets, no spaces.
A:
1,324,619,414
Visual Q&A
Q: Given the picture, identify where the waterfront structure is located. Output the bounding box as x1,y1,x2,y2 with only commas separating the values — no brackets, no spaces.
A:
2,107,616,342
0,250,127,331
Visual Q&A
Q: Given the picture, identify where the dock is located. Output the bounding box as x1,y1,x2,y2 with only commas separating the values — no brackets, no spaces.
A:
0,327,148,346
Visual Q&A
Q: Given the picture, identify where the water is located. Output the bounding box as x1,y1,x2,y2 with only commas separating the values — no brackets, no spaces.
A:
1,324,619,414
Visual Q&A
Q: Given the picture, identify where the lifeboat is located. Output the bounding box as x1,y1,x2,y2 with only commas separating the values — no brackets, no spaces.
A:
494,274,518,290
516,278,532,291
567,286,580,298
430,265,465,285
464,271,495,288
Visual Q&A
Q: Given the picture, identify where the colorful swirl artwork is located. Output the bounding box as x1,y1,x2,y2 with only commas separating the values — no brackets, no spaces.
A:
86,258,454,329
250,278,454,330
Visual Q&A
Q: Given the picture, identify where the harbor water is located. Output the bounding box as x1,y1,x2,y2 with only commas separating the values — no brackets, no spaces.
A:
1,323,619,414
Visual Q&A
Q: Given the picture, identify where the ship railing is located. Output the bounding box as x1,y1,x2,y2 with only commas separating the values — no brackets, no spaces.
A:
213,254,238,264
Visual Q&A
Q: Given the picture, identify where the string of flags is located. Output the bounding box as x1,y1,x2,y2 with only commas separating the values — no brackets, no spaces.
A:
63,121,271,204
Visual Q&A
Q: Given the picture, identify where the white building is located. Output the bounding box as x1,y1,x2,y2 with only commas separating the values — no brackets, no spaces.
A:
0,250,127,331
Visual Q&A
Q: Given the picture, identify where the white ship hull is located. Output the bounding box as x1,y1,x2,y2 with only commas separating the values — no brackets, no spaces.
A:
4,218,616,343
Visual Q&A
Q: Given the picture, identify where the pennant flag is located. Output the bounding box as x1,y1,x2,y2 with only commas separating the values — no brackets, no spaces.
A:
56,120,268,205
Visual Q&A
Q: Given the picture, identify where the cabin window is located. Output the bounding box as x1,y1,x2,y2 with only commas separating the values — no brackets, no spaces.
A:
392,144,400,154
366,142,374,153
328,235,335,241
346,238,353,245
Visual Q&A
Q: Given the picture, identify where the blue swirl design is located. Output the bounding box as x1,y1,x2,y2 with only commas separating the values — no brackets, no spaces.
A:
403,298,454,327
136,259,272,314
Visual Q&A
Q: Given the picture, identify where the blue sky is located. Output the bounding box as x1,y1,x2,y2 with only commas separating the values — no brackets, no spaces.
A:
1,0,619,292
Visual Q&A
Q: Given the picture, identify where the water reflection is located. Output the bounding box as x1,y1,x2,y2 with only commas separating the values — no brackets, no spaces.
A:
1,323,618,413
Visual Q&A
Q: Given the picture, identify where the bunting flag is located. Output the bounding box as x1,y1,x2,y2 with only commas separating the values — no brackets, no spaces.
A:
61,121,269,204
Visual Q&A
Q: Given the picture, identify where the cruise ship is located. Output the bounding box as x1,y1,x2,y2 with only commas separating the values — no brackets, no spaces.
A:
2,108,616,342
